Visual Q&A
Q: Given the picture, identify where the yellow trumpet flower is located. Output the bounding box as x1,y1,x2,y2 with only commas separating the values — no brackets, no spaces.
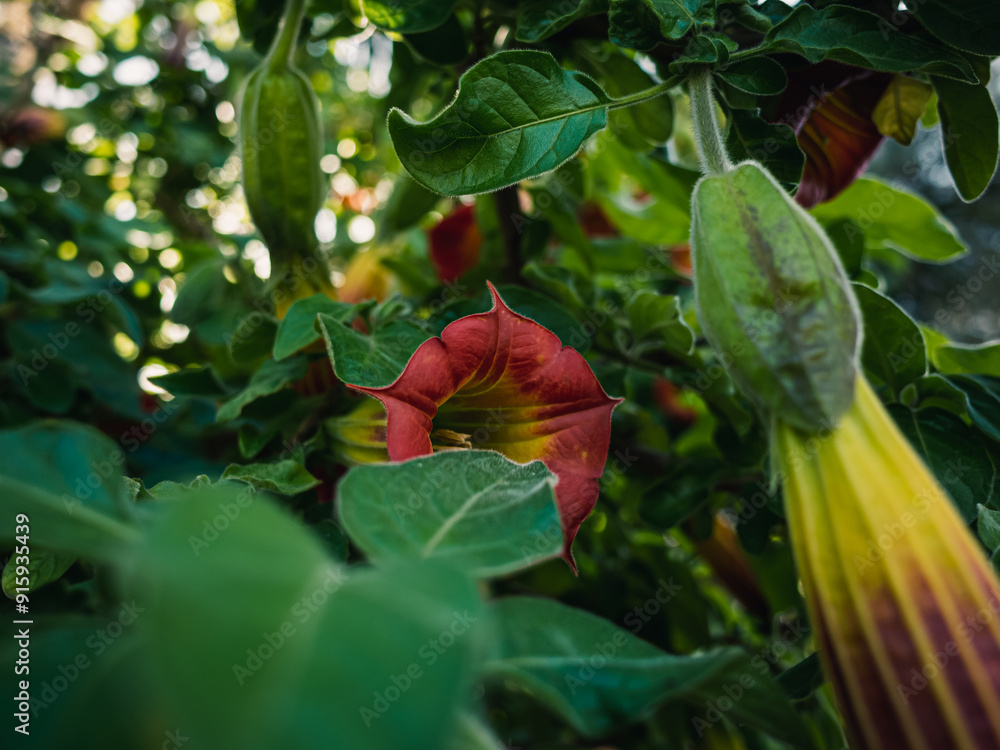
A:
776,374,1000,750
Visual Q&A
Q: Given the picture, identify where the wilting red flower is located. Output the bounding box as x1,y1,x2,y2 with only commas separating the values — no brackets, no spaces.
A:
349,283,621,568
428,204,482,282
772,62,892,208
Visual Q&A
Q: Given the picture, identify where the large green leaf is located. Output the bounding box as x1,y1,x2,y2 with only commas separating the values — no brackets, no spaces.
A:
763,5,977,82
812,178,967,263
338,451,561,577
484,597,810,743
910,0,1000,56
361,0,457,32
515,0,609,42
0,422,139,558
853,283,926,396
388,51,613,195
889,405,996,522
126,488,484,750
933,76,1000,202
319,315,428,388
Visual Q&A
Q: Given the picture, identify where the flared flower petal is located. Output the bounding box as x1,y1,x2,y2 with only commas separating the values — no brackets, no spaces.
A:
777,375,1000,750
348,283,622,568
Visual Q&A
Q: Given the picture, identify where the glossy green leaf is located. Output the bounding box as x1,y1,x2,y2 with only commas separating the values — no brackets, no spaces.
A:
126,489,484,750
763,5,977,82
1,548,76,597
361,0,457,32
319,315,428,388
388,51,613,195
933,76,1000,202
484,596,810,743
273,294,358,360
889,405,996,522
812,178,967,263
215,355,308,422
339,451,561,577
718,57,787,96
910,0,1000,56
222,459,321,495
515,0,608,42
853,283,926,395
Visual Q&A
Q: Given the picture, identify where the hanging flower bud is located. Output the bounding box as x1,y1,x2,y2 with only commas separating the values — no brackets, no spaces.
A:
238,0,325,270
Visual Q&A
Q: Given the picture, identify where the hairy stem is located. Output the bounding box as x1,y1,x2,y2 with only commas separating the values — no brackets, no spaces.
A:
607,75,685,111
688,67,732,176
269,0,308,67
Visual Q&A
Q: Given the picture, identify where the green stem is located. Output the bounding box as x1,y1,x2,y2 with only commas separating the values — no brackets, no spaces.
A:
608,75,685,111
268,0,308,68
727,45,769,63
687,66,732,176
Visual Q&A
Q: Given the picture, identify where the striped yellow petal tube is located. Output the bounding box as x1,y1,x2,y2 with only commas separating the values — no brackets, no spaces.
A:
776,374,1000,750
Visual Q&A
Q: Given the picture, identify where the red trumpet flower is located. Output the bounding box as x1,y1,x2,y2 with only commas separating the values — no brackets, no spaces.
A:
348,283,621,569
